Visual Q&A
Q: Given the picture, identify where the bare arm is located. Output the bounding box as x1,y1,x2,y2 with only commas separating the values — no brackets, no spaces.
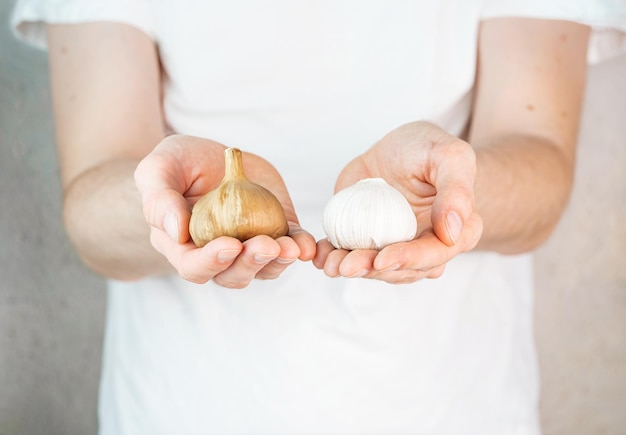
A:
48,23,170,279
48,23,315,284
314,17,590,282
470,17,590,253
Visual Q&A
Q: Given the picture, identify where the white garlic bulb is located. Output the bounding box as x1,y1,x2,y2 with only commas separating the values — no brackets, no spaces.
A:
323,178,418,250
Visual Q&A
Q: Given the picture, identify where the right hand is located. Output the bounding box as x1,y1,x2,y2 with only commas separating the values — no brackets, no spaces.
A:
313,121,483,284
134,135,316,288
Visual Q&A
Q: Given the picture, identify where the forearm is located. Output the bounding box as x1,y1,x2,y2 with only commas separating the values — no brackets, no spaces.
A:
473,134,574,254
467,18,589,254
63,158,173,280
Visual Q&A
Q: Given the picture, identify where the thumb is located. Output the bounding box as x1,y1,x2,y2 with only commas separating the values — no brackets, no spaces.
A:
335,156,371,193
429,147,476,247
134,158,192,244
141,188,192,244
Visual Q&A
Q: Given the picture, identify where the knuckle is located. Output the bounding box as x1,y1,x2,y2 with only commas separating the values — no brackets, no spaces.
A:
256,264,285,280
427,265,447,279
323,266,340,278
133,157,150,183
381,270,424,284
446,140,475,162
213,276,250,289
468,216,484,249
179,269,210,285
456,184,475,204
149,228,162,249
177,260,212,284
256,272,281,280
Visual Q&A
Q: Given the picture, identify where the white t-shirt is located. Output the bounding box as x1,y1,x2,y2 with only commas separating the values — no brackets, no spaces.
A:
12,1,626,434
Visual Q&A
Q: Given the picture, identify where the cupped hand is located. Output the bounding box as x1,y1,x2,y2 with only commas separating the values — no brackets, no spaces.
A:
134,135,316,288
313,121,483,284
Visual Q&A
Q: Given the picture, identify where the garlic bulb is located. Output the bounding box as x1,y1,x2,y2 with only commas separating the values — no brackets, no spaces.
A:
189,148,289,247
323,178,417,250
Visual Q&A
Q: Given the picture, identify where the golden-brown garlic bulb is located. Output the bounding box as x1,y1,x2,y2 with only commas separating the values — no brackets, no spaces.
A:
189,148,289,247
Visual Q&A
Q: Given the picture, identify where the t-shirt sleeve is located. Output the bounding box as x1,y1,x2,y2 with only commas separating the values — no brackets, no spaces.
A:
11,0,156,50
480,0,626,64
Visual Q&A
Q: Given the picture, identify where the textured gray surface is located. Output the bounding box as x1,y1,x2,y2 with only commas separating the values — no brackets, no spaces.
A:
0,1,105,434
534,53,626,435
0,1,624,433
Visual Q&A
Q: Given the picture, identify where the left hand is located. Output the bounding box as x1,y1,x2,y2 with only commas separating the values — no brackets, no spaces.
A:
313,121,483,284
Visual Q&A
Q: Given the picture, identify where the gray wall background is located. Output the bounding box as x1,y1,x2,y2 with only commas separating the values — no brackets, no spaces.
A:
0,0,624,433
534,52,626,434
0,1,105,434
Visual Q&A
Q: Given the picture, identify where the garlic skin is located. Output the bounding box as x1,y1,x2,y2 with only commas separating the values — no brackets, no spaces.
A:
189,148,289,247
323,178,417,250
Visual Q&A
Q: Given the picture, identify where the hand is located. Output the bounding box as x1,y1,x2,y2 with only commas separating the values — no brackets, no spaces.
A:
313,121,483,284
134,135,316,288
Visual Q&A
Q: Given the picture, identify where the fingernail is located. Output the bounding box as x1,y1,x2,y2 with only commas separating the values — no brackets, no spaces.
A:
348,269,368,278
254,253,275,264
218,250,240,262
164,211,179,242
276,257,296,264
446,211,462,244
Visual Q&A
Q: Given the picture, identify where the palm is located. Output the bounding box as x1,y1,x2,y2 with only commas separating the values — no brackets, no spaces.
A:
154,136,298,226
314,122,482,284
136,134,315,287
334,123,449,238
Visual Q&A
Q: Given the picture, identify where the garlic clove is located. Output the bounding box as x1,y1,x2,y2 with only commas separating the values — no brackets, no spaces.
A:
323,178,417,250
189,148,289,247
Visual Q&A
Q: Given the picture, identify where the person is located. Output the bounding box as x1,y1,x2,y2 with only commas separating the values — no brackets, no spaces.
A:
11,1,626,434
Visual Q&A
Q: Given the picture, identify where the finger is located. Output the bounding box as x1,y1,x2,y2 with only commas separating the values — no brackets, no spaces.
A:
426,264,446,279
465,213,484,250
373,212,482,273
288,223,317,261
429,139,477,246
366,269,427,284
213,235,281,288
334,156,371,192
321,248,350,278
151,230,243,284
253,223,317,280
144,188,192,243
254,234,300,280
374,264,444,282
337,249,378,278
373,231,458,272
313,239,335,269
135,154,192,244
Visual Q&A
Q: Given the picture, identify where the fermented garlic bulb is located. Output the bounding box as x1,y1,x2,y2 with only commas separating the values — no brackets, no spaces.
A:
189,148,289,247
323,178,417,250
